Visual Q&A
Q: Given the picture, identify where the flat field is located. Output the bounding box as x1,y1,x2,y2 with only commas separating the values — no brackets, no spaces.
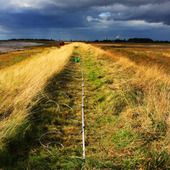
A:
0,42,169,169
92,42,170,73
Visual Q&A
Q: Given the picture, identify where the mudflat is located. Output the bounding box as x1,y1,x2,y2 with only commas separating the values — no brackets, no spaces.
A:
0,40,43,52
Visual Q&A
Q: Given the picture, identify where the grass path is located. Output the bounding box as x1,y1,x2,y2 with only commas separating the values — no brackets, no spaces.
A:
0,44,75,145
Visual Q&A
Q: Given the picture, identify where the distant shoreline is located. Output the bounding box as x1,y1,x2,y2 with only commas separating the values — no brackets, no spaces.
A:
0,40,43,53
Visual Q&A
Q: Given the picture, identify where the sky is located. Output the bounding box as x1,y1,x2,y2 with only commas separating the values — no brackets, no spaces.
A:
0,0,170,41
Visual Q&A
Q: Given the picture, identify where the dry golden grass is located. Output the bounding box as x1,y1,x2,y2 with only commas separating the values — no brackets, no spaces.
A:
80,43,120,62
78,44,169,168
113,57,169,128
0,44,76,143
99,45,170,74
0,42,169,168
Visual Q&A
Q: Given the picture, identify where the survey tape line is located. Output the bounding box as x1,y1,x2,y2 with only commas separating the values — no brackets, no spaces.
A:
39,53,85,168
81,54,86,161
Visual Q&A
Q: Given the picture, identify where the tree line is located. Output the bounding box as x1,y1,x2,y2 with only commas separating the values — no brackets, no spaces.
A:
94,38,170,43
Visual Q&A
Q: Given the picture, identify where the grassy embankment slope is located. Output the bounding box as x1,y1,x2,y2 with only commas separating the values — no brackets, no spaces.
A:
0,43,169,169
0,44,74,144
81,44,169,169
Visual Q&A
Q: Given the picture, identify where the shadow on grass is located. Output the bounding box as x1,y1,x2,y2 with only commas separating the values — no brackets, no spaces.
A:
0,60,83,169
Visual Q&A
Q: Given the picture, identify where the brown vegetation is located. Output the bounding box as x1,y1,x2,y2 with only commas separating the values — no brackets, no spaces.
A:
0,42,169,169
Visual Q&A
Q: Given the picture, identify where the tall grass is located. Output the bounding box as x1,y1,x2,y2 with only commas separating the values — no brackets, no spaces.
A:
0,42,169,168
0,44,75,145
102,46,170,74
79,44,169,168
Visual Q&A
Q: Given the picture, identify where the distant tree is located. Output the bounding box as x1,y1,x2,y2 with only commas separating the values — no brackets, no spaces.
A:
103,39,112,42
114,39,126,43
127,38,153,43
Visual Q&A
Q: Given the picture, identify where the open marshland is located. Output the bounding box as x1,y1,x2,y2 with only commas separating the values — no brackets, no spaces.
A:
0,42,169,169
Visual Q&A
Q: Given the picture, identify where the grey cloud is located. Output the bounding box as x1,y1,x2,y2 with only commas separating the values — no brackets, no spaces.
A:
0,0,170,40
89,1,170,25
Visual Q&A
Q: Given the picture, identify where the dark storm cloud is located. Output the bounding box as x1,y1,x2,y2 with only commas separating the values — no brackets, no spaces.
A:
1,0,170,27
0,10,85,29
105,2,170,25
0,0,170,40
